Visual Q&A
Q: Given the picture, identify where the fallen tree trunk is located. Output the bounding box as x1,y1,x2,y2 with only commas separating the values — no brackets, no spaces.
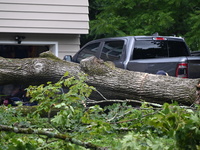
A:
0,52,81,85
0,52,199,105
81,57,199,105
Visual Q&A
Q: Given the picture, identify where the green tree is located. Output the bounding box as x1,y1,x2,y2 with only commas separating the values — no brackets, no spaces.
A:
88,0,200,50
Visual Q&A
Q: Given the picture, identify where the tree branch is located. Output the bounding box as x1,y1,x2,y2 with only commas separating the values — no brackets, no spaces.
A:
0,124,106,150
112,110,160,124
87,99,196,109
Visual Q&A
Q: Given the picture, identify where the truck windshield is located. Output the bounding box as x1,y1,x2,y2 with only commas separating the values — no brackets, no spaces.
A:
132,40,189,59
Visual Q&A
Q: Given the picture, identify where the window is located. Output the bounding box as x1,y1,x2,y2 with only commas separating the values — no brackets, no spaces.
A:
100,40,124,61
133,40,168,59
168,41,189,57
132,40,189,60
77,42,100,62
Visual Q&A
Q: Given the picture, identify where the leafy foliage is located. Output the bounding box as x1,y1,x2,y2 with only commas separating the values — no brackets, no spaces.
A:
0,72,200,149
87,0,200,50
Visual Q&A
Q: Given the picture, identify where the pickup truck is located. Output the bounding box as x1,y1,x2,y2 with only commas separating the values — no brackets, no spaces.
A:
65,35,200,78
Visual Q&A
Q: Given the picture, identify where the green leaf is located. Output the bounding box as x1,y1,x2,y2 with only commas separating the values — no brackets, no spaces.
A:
64,71,69,77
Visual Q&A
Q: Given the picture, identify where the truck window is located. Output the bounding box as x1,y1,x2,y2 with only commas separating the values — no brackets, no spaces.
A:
100,40,124,61
133,40,168,59
76,42,100,62
168,41,189,57
132,40,189,60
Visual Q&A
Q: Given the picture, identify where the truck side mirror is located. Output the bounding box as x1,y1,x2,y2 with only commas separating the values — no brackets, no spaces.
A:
63,55,72,61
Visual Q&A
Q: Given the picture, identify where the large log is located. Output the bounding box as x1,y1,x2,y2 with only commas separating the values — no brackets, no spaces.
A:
81,57,199,105
0,51,199,105
0,52,81,85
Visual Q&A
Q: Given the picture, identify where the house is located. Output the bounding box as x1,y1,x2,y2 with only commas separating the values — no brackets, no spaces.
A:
0,0,89,59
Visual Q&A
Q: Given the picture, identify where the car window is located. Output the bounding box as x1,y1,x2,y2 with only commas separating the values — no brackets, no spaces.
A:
132,40,189,60
100,40,124,61
133,40,168,59
77,42,100,62
168,41,189,57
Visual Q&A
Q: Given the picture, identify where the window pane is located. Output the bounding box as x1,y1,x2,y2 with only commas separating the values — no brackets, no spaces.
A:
133,40,168,59
100,40,124,61
168,41,189,57
77,42,100,62
132,40,189,60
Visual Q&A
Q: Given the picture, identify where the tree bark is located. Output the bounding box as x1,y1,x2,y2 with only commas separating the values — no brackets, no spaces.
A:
0,52,81,85
0,52,199,105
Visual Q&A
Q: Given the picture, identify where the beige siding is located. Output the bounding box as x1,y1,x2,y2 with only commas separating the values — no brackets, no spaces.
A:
0,0,88,5
28,34,81,57
0,0,89,34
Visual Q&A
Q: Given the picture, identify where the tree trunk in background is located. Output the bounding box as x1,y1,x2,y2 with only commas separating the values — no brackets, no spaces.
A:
0,52,199,105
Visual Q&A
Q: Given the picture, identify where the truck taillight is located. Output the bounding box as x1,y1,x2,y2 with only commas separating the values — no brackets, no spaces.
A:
176,63,188,78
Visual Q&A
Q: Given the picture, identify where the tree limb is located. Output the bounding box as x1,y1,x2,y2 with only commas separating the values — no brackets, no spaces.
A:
0,124,106,150
0,53,199,105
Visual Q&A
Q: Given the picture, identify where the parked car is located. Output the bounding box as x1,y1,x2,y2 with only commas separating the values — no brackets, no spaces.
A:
64,35,200,78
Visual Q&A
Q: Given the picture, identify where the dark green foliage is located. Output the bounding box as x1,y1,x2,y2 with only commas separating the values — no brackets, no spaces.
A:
88,0,200,50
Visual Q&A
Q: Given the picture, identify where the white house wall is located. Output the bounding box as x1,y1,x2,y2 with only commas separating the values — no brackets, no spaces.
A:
25,34,81,58
0,0,89,34
0,33,80,58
